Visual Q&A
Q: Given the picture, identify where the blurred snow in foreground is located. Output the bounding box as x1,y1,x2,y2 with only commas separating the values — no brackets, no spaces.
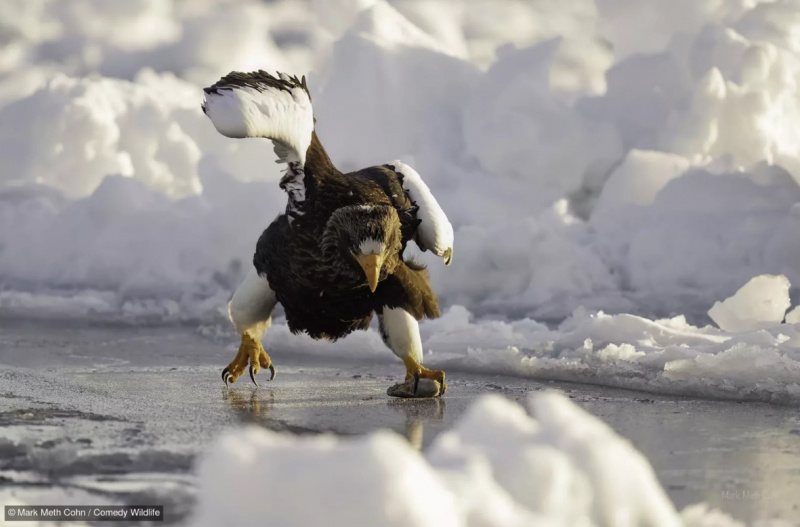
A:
190,392,783,527
3,1,800,402
10,393,788,526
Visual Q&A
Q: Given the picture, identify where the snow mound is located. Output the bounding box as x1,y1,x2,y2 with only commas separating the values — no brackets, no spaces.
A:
708,275,791,332
5,0,800,409
430,393,680,526
5,0,800,324
0,72,200,198
190,392,745,527
315,1,478,170
418,305,800,404
191,428,458,527
0,0,304,83
592,149,689,218
0,69,283,199
461,38,621,207
590,164,800,318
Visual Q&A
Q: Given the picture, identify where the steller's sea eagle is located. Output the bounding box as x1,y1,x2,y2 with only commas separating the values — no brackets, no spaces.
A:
202,71,454,398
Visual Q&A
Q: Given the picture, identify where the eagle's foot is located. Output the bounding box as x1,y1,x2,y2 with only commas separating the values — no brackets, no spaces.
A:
387,374,443,398
408,365,447,395
387,358,446,398
222,333,276,387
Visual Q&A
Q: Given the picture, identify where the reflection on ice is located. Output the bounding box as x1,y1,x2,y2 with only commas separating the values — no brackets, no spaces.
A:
222,387,274,424
387,398,446,450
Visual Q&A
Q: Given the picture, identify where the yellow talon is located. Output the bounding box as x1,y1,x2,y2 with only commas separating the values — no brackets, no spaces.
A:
222,333,275,386
401,355,447,395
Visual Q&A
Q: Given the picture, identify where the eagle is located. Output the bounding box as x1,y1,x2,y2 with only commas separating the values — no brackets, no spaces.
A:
202,71,454,398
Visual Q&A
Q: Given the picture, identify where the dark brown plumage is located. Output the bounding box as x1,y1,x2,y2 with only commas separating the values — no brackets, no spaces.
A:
254,133,440,340
204,70,453,397
203,69,311,101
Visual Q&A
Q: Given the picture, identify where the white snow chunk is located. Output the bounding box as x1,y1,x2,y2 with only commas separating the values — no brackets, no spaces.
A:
191,393,746,527
708,274,791,332
427,392,683,526
190,429,460,527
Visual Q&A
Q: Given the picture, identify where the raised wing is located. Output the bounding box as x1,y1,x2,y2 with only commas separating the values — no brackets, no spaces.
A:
386,161,454,265
202,70,313,164
202,71,314,219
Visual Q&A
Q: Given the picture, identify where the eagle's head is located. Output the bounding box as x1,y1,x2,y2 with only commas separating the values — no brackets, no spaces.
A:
323,204,402,292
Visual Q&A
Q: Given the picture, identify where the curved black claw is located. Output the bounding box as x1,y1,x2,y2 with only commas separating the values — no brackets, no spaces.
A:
222,367,233,387
268,364,276,381
413,371,420,395
249,364,258,387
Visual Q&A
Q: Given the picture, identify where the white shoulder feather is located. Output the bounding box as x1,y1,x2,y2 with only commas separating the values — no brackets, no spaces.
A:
388,161,454,265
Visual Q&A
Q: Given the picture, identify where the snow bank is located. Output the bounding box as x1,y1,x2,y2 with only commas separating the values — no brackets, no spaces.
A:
190,392,747,527
461,39,621,207
6,0,800,321
0,173,285,314
420,299,800,404
0,0,310,83
0,69,283,198
0,72,201,198
4,1,800,405
314,1,478,170
589,163,800,318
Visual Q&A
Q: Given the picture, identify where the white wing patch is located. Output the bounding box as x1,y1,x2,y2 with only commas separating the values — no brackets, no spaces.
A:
202,82,314,165
388,161,454,265
202,72,315,223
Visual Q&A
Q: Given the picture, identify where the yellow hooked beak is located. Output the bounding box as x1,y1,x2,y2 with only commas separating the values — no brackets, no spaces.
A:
354,253,382,292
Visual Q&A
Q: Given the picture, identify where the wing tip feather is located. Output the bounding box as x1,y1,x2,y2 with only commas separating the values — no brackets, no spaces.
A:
201,70,315,166
204,70,312,102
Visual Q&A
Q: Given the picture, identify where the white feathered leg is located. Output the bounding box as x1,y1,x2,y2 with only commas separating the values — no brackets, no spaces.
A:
379,307,446,398
224,267,278,386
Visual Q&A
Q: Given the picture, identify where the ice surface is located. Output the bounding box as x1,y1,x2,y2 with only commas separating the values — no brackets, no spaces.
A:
4,1,800,408
190,392,755,527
